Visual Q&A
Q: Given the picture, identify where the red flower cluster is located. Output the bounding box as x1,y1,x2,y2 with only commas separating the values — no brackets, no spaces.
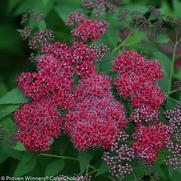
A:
65,74,127,150
14,99,62,151
66,12,108,42
14,14,127,152
113,50,164,123
133,123,171,162
17,41,96,102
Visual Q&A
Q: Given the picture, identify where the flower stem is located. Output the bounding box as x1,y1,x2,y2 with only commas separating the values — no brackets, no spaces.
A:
169,88,181,94
168,96,181,104
39,153,78,161
112,31,134,53
168,34,181,96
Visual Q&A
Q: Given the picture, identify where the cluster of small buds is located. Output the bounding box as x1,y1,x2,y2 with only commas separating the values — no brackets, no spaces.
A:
14,99,62,152
132,123,172,163
165,143,181,169
82,0,122,16
21,10,45,25
165,105,181,142
173,80,181,89
113,50,164,123
65,74,127,150
28,29,54,49
119,6,166,41
90,44,110,61
19,26,32,40
103,130,135,179
67,12,108,42
130,105,159,123
167,16,181,35
131,12,150,31
164,105,181,169
66,12,85,26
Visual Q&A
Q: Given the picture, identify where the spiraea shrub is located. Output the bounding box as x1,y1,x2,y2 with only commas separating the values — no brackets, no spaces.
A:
0,0,181,180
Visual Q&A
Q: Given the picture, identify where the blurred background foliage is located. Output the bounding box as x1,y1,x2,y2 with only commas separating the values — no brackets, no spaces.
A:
0,0,181,180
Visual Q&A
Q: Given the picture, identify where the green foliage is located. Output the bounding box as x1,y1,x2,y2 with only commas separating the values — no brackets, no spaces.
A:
0,0,180,180
45,160,64,176
78,151,94,174
13,152,37,176
0,88,28,105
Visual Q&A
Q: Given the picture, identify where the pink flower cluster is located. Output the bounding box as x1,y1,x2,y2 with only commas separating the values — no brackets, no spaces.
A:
14,14,127,152
65,74,127,150
133,123,171,162
66,12,108,42
14,99,62,151
113,50,164,123
112,50,172,163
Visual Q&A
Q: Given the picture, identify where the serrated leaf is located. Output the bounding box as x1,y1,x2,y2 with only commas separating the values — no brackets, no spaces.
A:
14,152,37,176
0,88,28,105
78,151,94,174
1,117,16,133
45,160,64,176
0,105,20,120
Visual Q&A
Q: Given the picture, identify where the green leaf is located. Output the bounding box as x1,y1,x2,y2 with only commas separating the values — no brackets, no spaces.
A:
124,4,147,14
1,117,16,133
45,160,64,176
0,88,28,104
55,0,82,22
78,151,94,174
157,34,169,44
12,141,26,151
160,2,172,17
38,20,47,30
124,31,146,47
14,0,54,16
171,169,181,181
153,51,171,95
0,105,20,120
3,144,23,160
173,69,181,79
14,152,37,176
173,0,181,17
95,161,109,177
